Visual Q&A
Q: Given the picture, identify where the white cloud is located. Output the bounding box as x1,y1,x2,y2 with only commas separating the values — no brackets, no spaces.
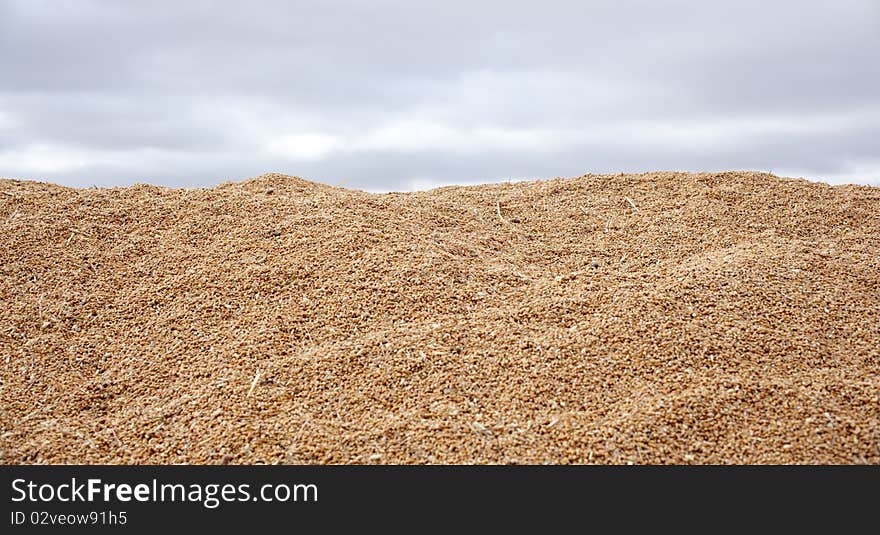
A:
263,122,581,163
0,110,12,130
0,144,103,175
618,107,880,149
352,120,580,154
266,133,341,161
263,105,880,165
7,104,878,186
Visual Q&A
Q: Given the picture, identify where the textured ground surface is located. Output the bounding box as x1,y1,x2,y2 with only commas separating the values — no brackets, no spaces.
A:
1,171,878,464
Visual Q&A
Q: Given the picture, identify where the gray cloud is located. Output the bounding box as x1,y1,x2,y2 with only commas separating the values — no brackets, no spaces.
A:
1,0,878,189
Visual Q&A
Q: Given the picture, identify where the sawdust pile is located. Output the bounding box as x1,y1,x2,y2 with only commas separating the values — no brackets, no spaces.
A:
1,171,878,464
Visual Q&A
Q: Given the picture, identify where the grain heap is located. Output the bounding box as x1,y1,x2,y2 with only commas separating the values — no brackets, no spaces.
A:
1,171,878,464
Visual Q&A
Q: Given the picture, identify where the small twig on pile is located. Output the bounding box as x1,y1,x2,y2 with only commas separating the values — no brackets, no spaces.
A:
247,369,262,397
495,202,510,225
69,228,92,238
512,269,531,282
109,427,126,448
625,196,638,213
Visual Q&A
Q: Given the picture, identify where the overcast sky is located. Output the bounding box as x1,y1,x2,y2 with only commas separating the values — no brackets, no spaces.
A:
1,0,878,190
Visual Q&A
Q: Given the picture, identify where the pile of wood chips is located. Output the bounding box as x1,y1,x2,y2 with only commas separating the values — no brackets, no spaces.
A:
1,171,878,464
